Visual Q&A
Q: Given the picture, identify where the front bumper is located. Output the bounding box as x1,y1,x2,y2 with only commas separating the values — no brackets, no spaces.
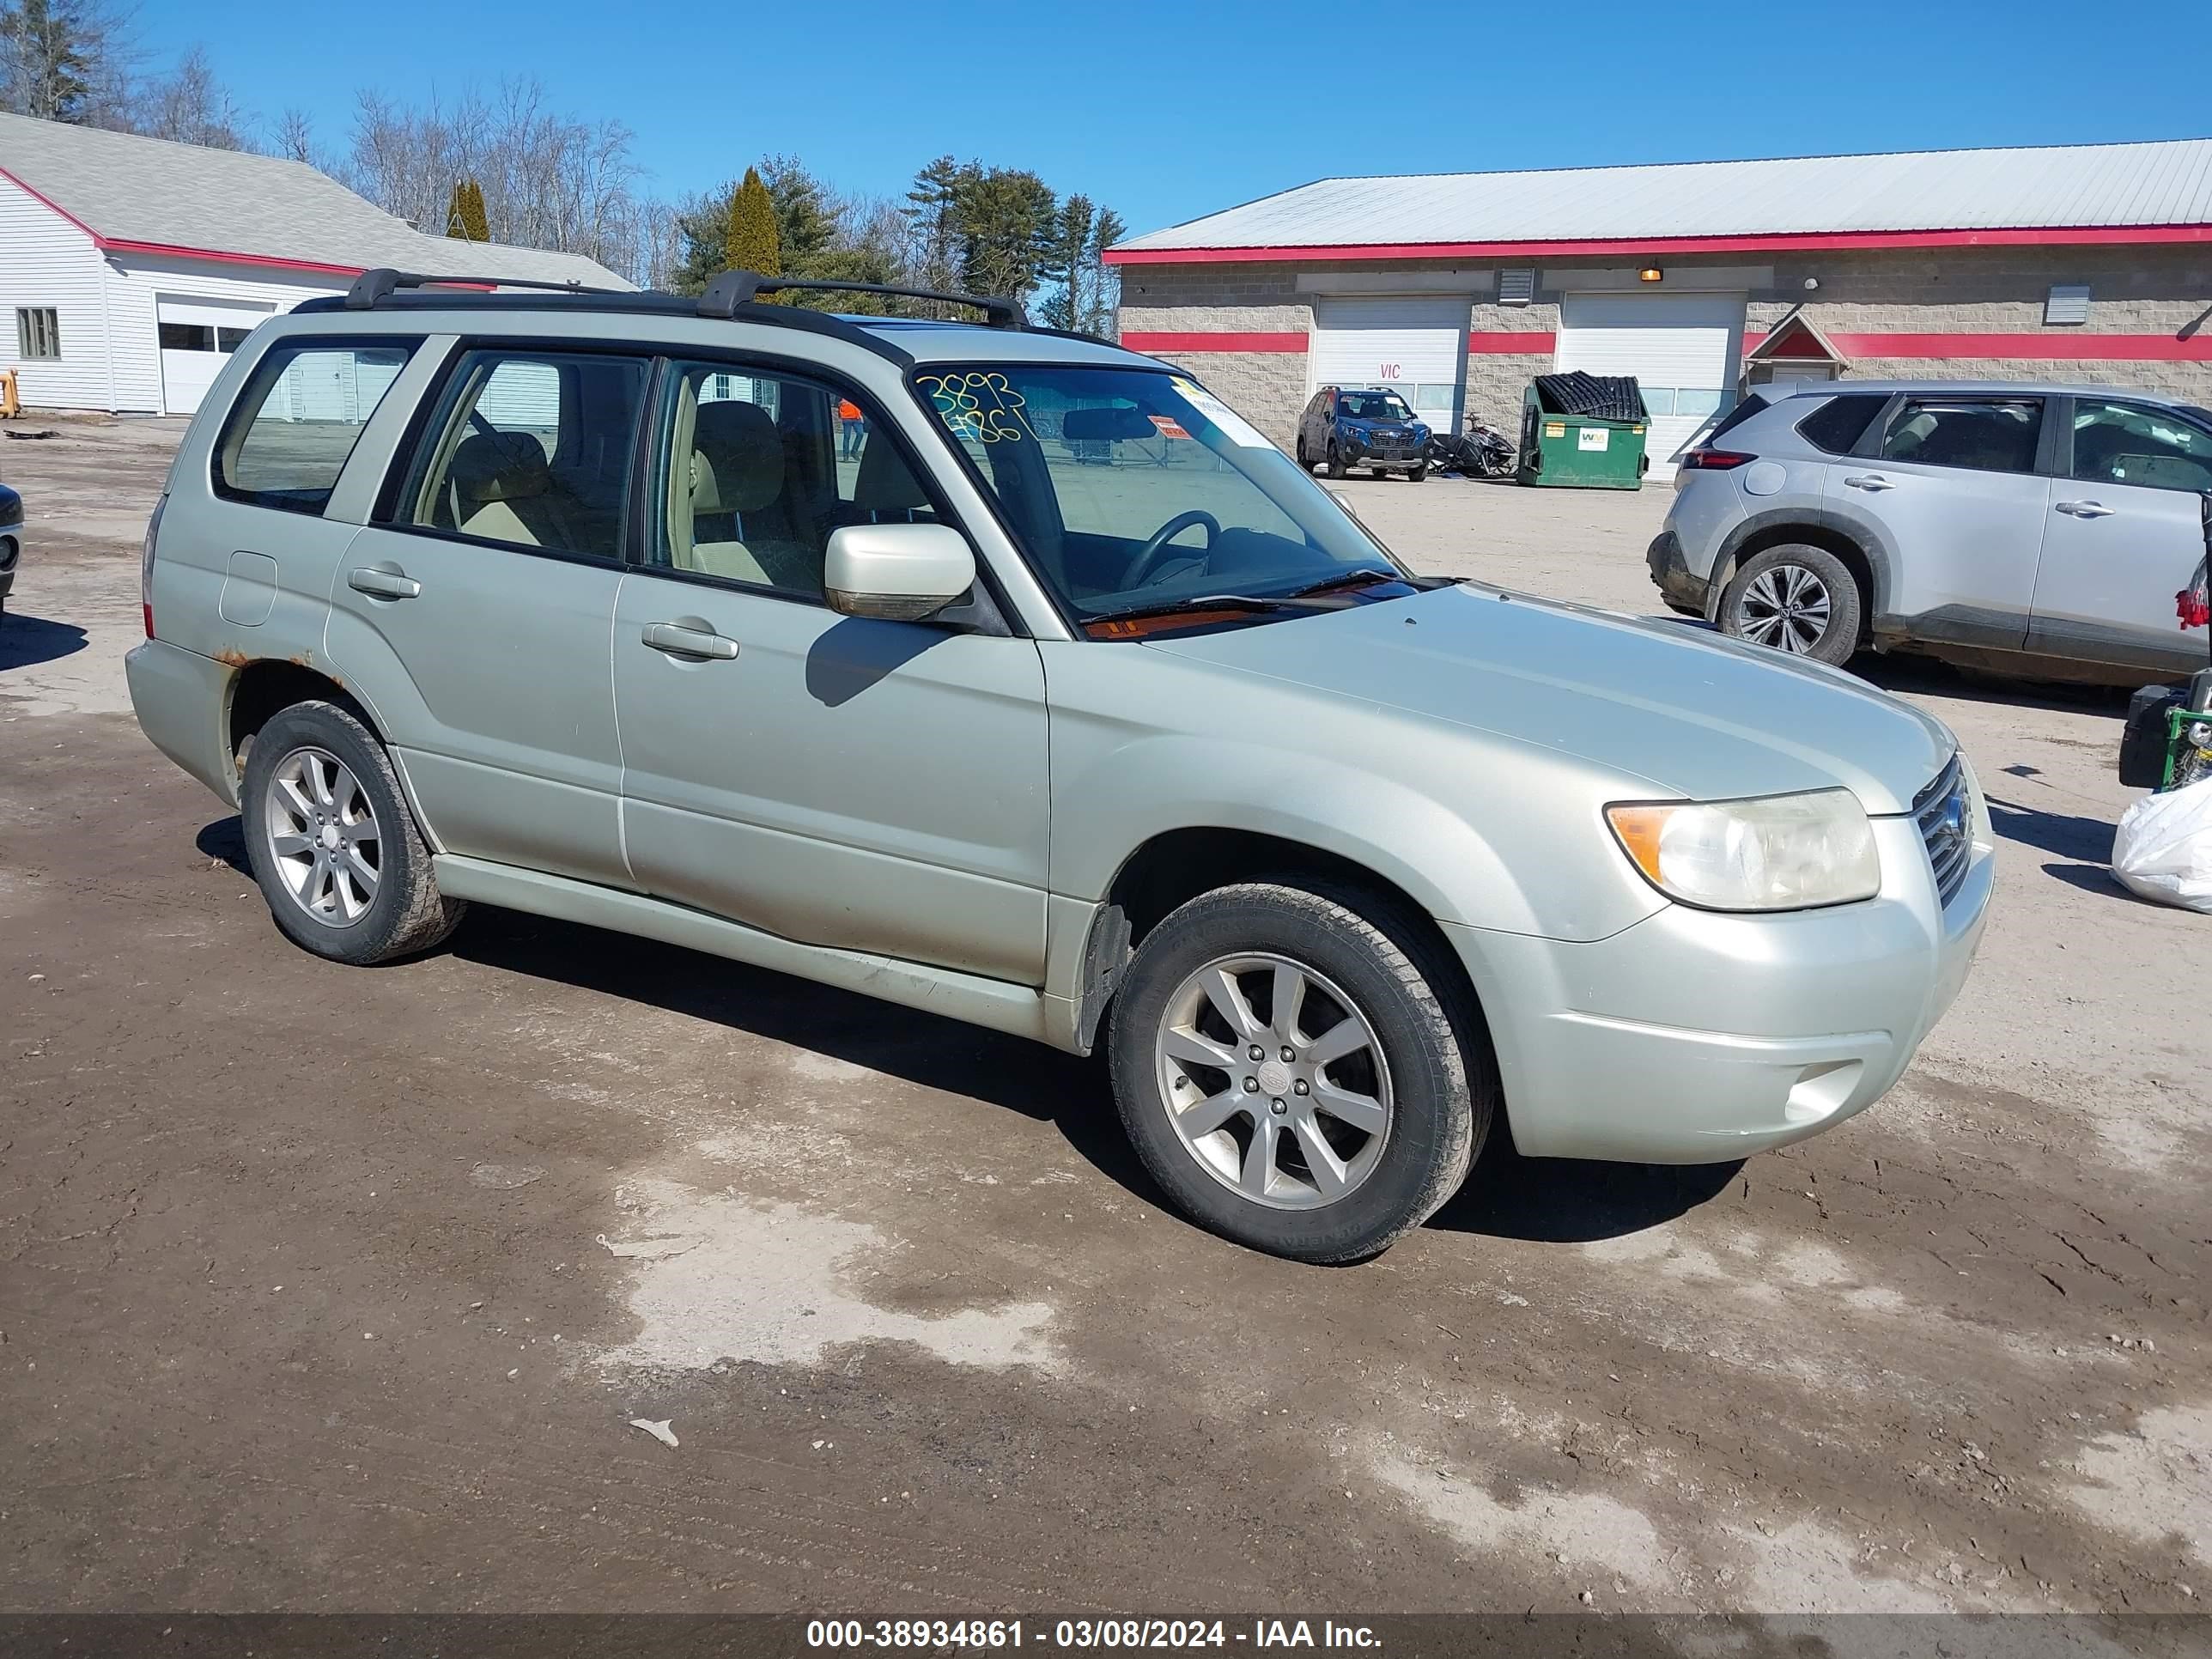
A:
1645,530,1709,612
0,516,21,603
1445,811,1994,1163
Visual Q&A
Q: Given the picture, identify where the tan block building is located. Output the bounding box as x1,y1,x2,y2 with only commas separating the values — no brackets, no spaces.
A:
1107,141,2212,480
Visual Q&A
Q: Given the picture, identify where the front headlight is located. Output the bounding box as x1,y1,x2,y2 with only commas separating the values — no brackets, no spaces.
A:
1605,789,1879,911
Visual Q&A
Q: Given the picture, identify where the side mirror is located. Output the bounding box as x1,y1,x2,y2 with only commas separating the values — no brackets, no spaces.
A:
823,522,977,622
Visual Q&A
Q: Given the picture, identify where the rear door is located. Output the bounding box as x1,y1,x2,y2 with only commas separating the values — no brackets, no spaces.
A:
2030,396,2212,676
324,343,647,888
1832,393,2053,649
611,358,1050,984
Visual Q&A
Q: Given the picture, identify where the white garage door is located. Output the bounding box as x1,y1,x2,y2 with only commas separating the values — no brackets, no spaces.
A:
1555,293,1744,479
156,296,274,416
1310,296,1468,437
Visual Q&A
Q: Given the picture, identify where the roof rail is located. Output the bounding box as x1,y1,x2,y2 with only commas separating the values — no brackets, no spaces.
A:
697,270,1025,328
342,267,628,309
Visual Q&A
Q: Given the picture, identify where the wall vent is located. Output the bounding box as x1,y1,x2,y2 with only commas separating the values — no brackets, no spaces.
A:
2045,284,2091,325
1498,269,1535,307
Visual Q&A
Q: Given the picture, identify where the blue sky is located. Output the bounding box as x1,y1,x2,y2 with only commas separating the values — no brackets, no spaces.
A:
141,0,2210,239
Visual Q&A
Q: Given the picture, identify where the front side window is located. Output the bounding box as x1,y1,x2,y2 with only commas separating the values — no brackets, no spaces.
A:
647,361,940,600
214,338,418,514
394,348,648,562
915,364,1408,627
1880,398,2042,475
2070,400,2212,495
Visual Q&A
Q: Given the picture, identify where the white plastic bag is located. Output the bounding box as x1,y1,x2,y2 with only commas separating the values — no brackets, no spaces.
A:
2112,775,2212,913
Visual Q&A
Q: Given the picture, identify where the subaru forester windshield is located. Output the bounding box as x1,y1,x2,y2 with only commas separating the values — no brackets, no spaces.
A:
1339,392,1414,422
915,365,1410,629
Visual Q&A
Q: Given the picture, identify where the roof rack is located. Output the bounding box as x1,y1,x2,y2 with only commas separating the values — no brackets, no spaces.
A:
342,267,628,309
697,270,1025,328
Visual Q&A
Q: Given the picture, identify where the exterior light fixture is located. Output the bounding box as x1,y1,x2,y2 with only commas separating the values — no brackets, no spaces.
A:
1638,267,1663,283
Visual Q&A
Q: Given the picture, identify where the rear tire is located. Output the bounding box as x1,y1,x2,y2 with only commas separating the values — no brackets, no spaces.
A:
241,699,465,965
1108,880,1487,1263
1719,543,1862,667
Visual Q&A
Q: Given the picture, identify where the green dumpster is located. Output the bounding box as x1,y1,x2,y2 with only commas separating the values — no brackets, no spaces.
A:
1515,373,1650,489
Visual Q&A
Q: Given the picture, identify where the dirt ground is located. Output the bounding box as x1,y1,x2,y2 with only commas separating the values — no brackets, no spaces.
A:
2,417,2207,1622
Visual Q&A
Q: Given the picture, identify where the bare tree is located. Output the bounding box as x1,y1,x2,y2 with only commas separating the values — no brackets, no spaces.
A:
136,43,244,148
343,78,647,280
268,105,321,166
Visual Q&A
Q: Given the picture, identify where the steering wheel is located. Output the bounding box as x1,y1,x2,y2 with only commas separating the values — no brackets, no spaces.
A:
1121,510,1222,588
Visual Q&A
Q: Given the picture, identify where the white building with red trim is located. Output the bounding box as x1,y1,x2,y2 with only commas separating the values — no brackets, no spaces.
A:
1107,139,2212,478
0,112,626,417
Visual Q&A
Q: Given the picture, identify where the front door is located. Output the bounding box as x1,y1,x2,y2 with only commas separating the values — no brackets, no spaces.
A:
325,343,650,887
611,359,1050,985
2031,396,2212,676
1832,392,2054,650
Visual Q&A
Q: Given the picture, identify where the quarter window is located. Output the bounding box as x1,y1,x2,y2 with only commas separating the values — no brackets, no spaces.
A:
1879,398,2042,475
1796,393,1886,456
647,361,940,600
15,307,60,360
395,348,649,562
2069,400,2212,495
213,339,419,514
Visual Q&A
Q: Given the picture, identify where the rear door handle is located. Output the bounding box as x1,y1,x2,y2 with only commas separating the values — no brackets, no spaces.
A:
1842,473,1894,492
2054,499,2115,519
641,622,739,660
346,564,422,599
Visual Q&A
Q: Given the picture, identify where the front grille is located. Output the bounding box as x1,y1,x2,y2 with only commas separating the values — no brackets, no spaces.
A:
1912,755,1972,906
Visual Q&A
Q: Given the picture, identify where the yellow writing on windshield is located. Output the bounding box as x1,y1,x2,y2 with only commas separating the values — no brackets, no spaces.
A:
917,371,1036,444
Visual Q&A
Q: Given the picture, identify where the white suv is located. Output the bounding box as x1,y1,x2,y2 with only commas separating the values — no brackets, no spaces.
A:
1650,381,2212,681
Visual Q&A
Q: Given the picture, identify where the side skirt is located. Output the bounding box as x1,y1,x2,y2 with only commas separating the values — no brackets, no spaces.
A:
432,854,1061,1048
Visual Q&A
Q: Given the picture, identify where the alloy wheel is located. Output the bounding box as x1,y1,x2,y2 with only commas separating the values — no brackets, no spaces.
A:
1152,952,1393,1210
262,745,381,927
1737,562,1832,653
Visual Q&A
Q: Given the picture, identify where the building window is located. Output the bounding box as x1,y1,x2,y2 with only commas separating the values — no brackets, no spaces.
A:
15,307,60,360
2045,285,2091,325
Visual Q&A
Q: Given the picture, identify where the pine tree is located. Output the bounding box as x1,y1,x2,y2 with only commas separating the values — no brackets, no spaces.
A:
723,167,781,281
0,0,92,122
445,179,488,242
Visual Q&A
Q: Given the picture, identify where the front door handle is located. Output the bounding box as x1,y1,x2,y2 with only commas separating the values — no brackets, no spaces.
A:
641,621,739,660
1842,473,1894,492
347,564,422,600
2054,499,2116,519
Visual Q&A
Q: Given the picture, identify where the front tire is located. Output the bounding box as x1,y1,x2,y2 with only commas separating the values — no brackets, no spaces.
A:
241,699,465,965
1719,543,1862,667
1407,463,1428,483
1108,881,1487,1262
1325,442,1347,481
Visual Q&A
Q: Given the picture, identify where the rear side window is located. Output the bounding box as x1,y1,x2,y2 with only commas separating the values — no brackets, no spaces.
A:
1879,398,2043,475
393,347,650,563
1795,393,1885,456
214,339,418,514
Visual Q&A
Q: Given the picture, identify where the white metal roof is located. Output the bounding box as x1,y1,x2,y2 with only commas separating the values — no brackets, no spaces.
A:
1114,139,2212,252
0,111,629,289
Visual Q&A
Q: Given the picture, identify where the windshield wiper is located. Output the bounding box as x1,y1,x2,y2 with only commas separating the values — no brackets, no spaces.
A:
1279,567,1405,599
1085,569,1411,630
1085,593,1306,628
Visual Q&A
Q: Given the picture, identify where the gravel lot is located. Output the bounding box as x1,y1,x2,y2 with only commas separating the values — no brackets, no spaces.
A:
2,417,2207,1620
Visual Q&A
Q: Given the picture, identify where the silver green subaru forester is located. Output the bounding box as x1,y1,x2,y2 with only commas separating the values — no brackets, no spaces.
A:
125,269,1993,1262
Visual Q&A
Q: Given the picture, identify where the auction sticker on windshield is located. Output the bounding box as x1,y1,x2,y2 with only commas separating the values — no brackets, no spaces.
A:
1172,379,1273,450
